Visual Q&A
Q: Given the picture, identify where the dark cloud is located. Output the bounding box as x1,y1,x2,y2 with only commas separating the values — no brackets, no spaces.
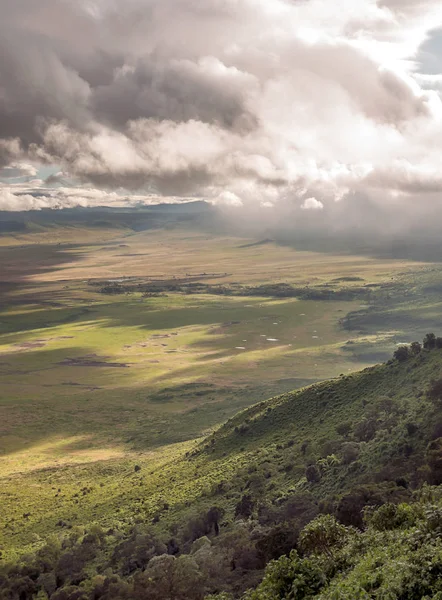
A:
0,0,441,222
91,56,256,131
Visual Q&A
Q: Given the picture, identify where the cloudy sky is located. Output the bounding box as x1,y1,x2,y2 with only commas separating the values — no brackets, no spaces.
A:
1,0,442,224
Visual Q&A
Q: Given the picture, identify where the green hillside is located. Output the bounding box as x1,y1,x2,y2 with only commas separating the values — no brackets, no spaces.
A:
3,336,442,599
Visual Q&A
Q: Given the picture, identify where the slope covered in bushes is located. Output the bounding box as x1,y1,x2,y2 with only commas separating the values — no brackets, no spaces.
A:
3,335,442,599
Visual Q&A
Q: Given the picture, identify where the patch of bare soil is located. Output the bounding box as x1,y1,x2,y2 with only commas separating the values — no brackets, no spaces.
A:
13,335,75,351
59,354,129,368
13,341,47,349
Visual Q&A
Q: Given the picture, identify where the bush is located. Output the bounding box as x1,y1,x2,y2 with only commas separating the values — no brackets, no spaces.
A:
305,465,321,484
256,524,299,562
235,495,255,520
426,438,442,485
423,333,437,349
341,442,359,465
336,422,352,437
299,515,348,557
365,503,416,531
394,346,410,362
336,486,387,528
410,341,422,355
243,550,326,600
427,378,442,403
406,422,418,435
354,418,377,442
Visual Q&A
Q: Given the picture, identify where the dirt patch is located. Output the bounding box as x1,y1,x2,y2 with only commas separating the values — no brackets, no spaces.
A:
13,341,47,349
59,355,129,368
12,336,74,351
61,382,104,389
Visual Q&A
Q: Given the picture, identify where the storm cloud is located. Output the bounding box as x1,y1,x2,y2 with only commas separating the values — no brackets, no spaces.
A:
1,0,442,224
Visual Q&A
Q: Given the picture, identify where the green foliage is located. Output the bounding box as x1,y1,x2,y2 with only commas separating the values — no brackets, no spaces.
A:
300,515,349,557
335,422,352,438
364,503,417,531
428,379,442,403
424,333,437,350
410,341,422,355
243,550,326,600
305,464,321,483
426,438,442,485
235,495,255,520
394,345,410,362
353,418,377,442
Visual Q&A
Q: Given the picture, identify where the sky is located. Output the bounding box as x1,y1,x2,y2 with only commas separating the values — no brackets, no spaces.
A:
1,0,442,234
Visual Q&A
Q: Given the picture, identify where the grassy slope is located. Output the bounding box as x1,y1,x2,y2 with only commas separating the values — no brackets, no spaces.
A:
2,345,442,565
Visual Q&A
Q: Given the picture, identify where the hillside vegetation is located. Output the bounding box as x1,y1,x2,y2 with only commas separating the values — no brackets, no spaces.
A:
3,336,442,599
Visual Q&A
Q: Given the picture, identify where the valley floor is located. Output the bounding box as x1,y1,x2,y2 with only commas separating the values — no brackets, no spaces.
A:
1,213,442,561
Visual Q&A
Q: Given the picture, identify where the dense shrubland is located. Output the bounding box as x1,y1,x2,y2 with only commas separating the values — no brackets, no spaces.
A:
93,279,370,302
4,334,442,599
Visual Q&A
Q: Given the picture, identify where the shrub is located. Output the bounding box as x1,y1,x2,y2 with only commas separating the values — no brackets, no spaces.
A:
410,341,422,355
354,418,377,442
300,515,348,557
406,422,418,435
336,486,387,528
336,422,352,437
305,465,321,484
341,442,360,465
427,378,442,403
243,550,326,600
423,333,436,349
394,345,410,362
426,438,442,485
235,495,255,520
256,524,299,562
364,503,416,531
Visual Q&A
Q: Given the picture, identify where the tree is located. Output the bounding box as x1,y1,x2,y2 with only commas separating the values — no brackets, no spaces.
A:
299,515,348,558
393,345,410,362
423,333,436,349
426,438,442,485
427,378,442,403
336,421,352,438
256,524,300,563
235,495,254,519
410,341,422,355
207,507,223,536
336,486,387,528
243,550,325,600
133,554,204,600
364,503,416,531
341,442,359,465
305,464,321,483
354,418,377,442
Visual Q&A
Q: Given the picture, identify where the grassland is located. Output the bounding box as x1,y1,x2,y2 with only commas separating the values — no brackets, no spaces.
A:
1,208,442,561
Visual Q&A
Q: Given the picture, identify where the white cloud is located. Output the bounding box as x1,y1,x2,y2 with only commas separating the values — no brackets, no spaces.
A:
0,0,441,220
301,197,324,211
214,190,243,207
